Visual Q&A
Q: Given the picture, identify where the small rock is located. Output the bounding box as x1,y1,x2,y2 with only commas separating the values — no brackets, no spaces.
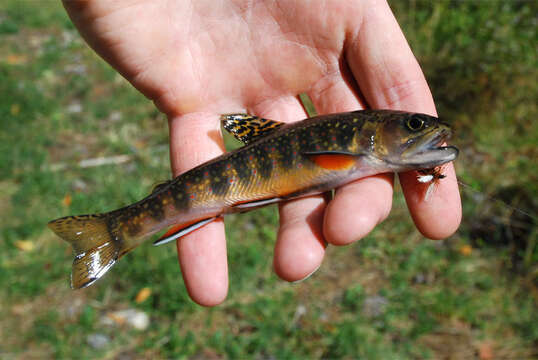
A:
87,333,109,349
65,297,84,319
292,304,307,323
65,64,87,75
72,179,88,192
413,273,426,284
413,272,436,285
67,102,82,114
109,111,122,122
103,309,150,331
362,295,388,318
125,162,137,173
61,30,77,46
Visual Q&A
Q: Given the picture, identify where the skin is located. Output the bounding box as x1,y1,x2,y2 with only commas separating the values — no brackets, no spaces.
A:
63,0,461,306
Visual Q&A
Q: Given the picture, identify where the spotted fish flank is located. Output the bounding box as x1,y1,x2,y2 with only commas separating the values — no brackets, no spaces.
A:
48,110,459,289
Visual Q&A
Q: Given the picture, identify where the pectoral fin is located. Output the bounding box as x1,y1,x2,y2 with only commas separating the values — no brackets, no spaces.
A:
303,151,362,170
153,217,217,246
221,113,285,145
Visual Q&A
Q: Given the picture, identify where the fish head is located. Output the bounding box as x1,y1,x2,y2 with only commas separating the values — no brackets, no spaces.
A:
373,112,459,171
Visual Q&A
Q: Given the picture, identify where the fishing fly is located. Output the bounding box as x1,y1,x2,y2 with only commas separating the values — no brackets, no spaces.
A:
417,166,447,202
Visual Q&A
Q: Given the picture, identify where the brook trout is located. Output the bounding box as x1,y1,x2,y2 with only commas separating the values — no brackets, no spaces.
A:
48,110,458,289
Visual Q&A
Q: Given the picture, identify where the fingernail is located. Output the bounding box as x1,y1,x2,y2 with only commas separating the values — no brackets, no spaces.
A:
291,264,321,284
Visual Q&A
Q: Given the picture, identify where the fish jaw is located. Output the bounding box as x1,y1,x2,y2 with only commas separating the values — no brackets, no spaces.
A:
382,122,459,171
391,145,459,170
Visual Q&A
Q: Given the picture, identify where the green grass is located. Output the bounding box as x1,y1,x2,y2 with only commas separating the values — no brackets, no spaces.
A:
1,0,536,358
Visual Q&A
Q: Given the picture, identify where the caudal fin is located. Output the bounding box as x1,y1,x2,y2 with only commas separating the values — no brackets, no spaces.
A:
48,214,121,289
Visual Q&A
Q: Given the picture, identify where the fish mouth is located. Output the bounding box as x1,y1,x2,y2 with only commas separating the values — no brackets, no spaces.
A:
392,124,459,170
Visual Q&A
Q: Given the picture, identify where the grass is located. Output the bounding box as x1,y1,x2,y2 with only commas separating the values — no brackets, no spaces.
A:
1,0,536,358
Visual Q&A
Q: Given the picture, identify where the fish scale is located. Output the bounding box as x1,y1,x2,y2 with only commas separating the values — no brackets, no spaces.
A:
48,109,458,289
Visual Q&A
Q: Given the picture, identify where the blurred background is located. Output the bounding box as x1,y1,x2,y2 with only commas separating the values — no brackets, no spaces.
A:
0,1,536,358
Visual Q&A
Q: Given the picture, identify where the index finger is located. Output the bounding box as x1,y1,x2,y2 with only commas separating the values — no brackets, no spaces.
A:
168,112,229,306
346,0,461,238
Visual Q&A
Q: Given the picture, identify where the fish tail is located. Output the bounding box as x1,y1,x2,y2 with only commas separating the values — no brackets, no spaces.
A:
48,214,122,289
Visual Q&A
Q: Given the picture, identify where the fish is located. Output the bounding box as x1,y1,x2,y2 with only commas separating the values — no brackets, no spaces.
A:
48,110,459,289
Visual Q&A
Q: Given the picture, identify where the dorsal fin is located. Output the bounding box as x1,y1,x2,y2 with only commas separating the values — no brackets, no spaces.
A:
220,113,285,145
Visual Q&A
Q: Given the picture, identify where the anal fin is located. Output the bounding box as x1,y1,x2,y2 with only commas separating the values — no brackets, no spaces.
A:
153,217,217,246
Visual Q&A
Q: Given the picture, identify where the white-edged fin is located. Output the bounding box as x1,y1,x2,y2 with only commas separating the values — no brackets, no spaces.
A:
153,217,217,246
233,197,283,209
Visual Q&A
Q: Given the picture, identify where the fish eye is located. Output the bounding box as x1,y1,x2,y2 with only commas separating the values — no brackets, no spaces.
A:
406,116,425,131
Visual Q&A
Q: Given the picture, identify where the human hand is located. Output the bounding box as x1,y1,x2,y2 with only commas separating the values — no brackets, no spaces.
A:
63,0,461,306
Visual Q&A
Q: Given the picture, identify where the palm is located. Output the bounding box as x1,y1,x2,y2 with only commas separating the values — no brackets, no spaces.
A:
64,0,461,306
73,1,358,112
